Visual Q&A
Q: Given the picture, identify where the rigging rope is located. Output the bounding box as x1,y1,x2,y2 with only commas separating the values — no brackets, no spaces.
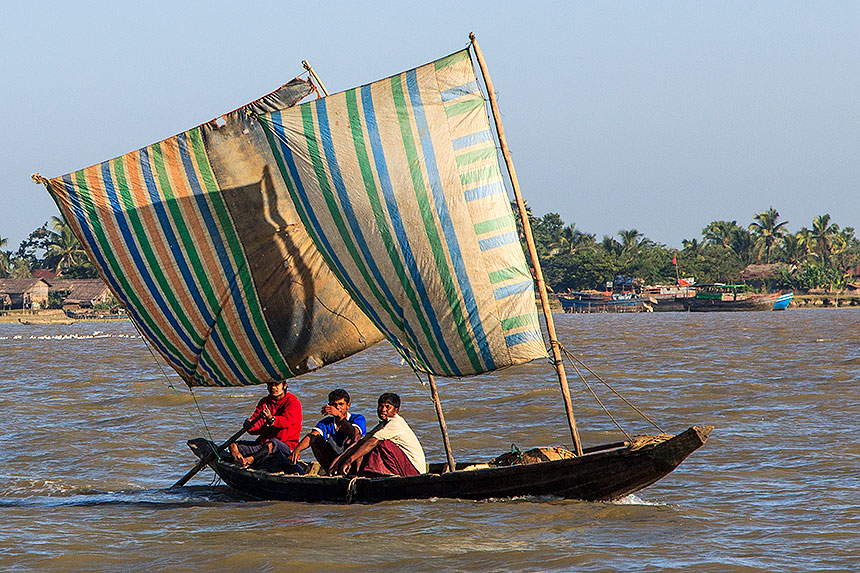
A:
129,316,216,446
557,343,665,434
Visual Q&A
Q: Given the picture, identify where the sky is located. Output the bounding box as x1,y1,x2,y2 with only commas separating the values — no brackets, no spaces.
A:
1,1,858,249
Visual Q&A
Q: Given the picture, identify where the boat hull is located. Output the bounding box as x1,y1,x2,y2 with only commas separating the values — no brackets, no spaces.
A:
186,426,711,503
559,297,645,314
685,292,783,312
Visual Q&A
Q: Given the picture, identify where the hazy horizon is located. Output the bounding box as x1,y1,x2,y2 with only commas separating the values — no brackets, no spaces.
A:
2,1,857,249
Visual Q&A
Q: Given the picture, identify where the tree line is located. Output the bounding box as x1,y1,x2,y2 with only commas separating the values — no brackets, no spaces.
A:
2,207,858,293
522,206,858,293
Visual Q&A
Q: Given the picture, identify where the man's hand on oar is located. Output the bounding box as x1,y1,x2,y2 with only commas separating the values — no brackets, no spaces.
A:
171,413,264,488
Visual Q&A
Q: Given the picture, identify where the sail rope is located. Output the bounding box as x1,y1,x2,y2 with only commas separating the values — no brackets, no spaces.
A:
128,316,217,445
558,343,664,434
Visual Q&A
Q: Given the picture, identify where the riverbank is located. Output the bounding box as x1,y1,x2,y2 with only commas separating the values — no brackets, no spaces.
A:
0,309,129,324
791,293,860,308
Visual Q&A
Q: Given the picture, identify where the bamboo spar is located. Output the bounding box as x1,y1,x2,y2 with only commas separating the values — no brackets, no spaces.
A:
302,60,330,96
469,33,583,455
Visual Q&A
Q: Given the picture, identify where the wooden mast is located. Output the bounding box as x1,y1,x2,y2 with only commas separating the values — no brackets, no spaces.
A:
300,59,458,469
429,374,456,472
469,32,583,455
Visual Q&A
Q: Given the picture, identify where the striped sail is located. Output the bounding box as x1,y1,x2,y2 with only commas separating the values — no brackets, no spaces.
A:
258,50,547,377
43,79,383,387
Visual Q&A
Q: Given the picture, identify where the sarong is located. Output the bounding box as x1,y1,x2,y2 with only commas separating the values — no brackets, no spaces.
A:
358,440,419,477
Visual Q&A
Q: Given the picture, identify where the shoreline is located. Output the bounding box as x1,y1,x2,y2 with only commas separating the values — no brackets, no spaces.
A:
0,309,129,324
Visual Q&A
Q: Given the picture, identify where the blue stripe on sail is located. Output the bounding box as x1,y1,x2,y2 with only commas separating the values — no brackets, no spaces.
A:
103,157,229,384
440,80,479,102
313,100,431,370
361,84,459,375
505,329,543,347
106,156,209,359
175,133,282,381
406,69,495,372
60,172,197,382
494,280,533,300
478,231,519,251
464,181,506,202
452,130,493,150
268,110,413,368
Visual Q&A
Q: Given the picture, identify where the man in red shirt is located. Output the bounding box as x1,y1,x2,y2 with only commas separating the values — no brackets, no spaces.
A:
228,380,302,472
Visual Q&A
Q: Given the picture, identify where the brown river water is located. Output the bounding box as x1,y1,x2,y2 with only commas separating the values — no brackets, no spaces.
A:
1,308,858,571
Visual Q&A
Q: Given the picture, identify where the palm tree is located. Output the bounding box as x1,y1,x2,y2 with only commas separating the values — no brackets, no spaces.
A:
617,229,643,264
601,235,622,257
682,238,704,256
781,234,804,265
810,214,838,265
831,226,857,272
729,227,754,264
703,220,742,250
0,235,9,277
748,207,789,263
45,218,87,276
9,256,31,278
796,227,814,261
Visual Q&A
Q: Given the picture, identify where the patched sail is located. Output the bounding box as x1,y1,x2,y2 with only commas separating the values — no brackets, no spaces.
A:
42,79,383,387
258,50,547,377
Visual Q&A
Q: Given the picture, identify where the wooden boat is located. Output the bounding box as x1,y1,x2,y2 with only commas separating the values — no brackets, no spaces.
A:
37,34,711,503
188,425,711,503
772,291,794,310
559,292,646,313
684,284,790,312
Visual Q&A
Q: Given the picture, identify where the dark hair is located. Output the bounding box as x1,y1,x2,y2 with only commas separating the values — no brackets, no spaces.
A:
328,389,350,404
378,392,400,409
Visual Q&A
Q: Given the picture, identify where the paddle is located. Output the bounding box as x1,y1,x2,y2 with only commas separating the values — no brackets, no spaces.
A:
171,413,264,488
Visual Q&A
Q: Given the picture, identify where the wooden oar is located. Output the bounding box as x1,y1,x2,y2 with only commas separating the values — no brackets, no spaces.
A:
171,413,263,488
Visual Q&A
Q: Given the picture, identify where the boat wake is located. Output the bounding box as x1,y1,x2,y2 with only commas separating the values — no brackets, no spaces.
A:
0,482,247,508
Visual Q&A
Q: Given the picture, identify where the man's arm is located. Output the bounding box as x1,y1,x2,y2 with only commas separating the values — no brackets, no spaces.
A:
289,432,314,464
332,436,379,476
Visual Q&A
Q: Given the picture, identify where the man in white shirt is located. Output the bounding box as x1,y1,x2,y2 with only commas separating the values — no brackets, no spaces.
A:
330,392,426,477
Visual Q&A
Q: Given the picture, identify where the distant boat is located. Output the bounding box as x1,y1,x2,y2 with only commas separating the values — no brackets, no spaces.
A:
684,284,791,312
643,283,697,313
772,291,794,310
559,291,646,313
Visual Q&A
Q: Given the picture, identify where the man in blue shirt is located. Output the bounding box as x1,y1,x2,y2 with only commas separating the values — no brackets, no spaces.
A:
289,389,366,470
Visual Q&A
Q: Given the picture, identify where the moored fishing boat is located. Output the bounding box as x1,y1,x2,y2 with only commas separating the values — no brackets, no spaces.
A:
559,291,646,313
772,291,794,310
685,284,791,312
36,34,710,503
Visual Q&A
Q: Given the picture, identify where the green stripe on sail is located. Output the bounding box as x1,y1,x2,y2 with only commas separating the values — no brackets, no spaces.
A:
74,167,198,376
435,50,470,70
456,146,496,167
344,89,446,375
301,104,410,343
391,73,483,374
149,141,258,382
445,97,484,118
460,163,502,187
117,151,205,350
474,214,515,235
488,264,531,285
501,313,540,331
186,128,293,378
